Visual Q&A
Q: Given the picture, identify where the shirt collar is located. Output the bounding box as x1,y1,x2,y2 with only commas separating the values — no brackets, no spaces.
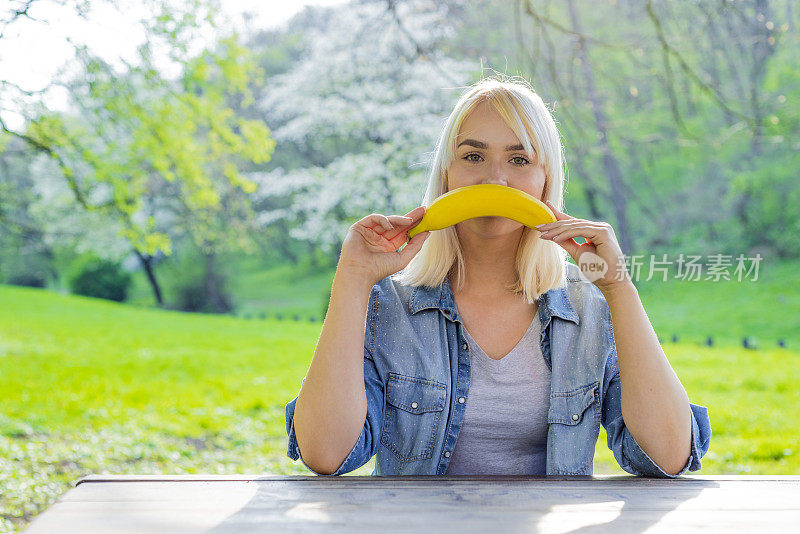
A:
408,274,580,326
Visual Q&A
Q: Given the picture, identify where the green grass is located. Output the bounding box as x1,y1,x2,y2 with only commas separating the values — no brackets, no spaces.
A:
2,272,800,531
132,256,800,350
0,284,375,532
126,253,336,320
227,259,335,320
126,253,799,349
633,259,799,348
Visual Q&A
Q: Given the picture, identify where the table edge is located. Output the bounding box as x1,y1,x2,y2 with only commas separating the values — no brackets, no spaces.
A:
74,474,800,486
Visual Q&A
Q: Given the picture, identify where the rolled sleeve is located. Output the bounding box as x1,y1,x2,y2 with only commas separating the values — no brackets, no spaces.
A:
617,402,711,478
603,354,712,478
285,389,367,476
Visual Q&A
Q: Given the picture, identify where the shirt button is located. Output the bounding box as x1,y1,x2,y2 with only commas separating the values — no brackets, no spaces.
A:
411,402,418,409
572,414,580,421
458,397,465,404
462,342,468,351
444,451,451,458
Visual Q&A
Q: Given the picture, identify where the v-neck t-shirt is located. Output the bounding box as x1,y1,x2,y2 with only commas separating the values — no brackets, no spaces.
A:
444,312,551,475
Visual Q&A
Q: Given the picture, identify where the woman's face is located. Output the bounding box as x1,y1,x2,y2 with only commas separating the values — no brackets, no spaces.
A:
446,100,547,237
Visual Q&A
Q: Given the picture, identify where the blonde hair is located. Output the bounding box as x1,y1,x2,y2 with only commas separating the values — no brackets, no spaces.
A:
391,75,569,303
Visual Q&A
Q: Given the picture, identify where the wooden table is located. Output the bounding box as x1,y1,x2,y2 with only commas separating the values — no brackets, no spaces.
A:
26,475,800,533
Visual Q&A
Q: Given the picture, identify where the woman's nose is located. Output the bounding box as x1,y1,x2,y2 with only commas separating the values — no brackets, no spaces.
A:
483,160,508,186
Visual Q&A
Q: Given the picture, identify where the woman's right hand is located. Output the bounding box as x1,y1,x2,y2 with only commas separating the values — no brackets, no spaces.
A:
338,206,429,285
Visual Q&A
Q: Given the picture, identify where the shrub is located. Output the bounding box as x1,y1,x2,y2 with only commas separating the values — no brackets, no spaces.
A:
175,277,233,314
7,272,47,288
69,259,131,302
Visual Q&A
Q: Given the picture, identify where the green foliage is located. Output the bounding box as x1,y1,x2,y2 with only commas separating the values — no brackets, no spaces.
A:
728,149,800,258
6,273,47,288
68,257,132,302
21,8,275,263
0,137,57,287
174,268,233,314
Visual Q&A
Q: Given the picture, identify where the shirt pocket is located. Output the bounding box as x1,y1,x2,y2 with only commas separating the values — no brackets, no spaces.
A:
548,380,600,425
380,372,447,462
547,380,601,474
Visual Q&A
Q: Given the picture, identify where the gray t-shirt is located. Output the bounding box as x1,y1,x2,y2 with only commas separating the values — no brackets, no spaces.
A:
445,312,551,475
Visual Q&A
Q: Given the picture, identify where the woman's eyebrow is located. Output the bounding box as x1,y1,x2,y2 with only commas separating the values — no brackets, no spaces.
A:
457,138,525,151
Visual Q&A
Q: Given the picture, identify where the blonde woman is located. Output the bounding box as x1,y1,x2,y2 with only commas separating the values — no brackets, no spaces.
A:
285,76,711,476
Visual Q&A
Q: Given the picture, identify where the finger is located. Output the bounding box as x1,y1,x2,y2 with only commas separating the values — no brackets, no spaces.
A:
404,206,426,220
383,226,413,244
373,221,417,246
364,214,394,233
536,219,589,232
545,199,573,221
394,206,427,234
544,226,605,243
357,224,394,249
387,214,414,225
366,223,390,237
398,231,429,260
369,207,426,234
539,220,604,234
380,217,418,241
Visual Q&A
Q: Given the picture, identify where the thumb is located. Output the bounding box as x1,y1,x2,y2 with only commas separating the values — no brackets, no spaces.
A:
398,231,429,264
404,206,426,218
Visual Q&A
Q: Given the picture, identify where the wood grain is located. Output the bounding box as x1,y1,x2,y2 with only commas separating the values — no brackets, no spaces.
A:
26,475,800,533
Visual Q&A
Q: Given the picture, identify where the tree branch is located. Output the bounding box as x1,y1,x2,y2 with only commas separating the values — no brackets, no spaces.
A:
645,0,752,124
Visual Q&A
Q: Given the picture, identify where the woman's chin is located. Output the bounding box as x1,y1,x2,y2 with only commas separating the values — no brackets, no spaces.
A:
462,217,523,236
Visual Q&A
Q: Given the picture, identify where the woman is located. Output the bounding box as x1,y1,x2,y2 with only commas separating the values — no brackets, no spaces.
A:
285,76,711,477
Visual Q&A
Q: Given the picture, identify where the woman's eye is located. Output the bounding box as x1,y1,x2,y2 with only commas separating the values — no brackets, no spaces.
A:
463,153,530,166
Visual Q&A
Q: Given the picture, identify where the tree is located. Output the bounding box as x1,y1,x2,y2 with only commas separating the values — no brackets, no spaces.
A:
2,1,276,307
512,0,797,260
249,0,476,265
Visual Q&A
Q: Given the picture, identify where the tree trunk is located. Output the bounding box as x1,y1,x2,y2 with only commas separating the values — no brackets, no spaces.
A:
735,0,775,232
134,249,163,306
307,241,319,269
203,250,232,313
566,0,633,256
274,221,299,264
567,149,603,221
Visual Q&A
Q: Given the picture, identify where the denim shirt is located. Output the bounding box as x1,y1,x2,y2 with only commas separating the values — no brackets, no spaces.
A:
285,261,712,477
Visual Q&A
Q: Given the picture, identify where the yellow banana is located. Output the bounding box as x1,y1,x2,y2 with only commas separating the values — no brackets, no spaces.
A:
407,184,556,239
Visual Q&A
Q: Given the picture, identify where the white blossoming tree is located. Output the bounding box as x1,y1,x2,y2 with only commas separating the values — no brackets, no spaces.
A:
250,0,477,263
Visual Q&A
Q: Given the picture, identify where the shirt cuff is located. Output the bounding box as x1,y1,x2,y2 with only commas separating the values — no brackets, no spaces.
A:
286,398,362,476
620,403,707,478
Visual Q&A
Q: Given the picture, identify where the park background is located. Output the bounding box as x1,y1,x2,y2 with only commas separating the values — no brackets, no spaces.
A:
1,0,798,531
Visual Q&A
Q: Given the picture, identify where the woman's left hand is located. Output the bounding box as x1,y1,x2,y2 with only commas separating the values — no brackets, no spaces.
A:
536,200,632,292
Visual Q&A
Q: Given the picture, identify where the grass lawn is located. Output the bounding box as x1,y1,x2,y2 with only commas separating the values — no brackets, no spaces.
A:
633,258,799,349
129,256,800,349
1,280,799,531
125,253,337,322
